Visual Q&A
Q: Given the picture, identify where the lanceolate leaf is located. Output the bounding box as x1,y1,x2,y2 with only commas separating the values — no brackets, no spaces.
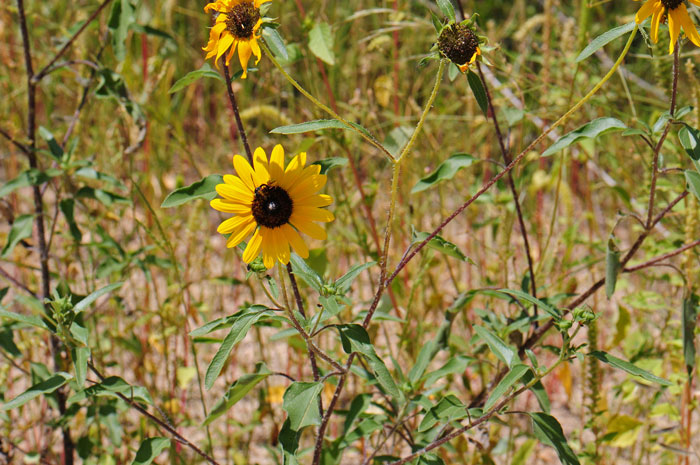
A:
168,63,223,94
474,326,516,367
161,174,223,208
335,261,376,294
204,363,271,426
411,153,478,193
271,119,351,134
682,295,697,376
605,237,621,299
262,26,288,60
529,412,581,465
73,282,124,313
289,253,324,293
436,0,456,23
283,382,324,430
686,170,700,202
542,117,627,157
484,364,529,411
496,289,561,320
2,372,73,411
588,351,672,386
1,215,34,258
576,21,635,62
467,70,488,115
412,229,472,263
205,308,274,389
308,21,335,65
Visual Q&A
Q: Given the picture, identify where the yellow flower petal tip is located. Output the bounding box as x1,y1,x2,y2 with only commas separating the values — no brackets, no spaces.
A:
211,146,334,269
202,0,267,77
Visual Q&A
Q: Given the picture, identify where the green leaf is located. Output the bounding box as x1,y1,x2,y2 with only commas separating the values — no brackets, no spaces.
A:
2,372,72,411
0,307,49,331
474,326,517,367
542,117,627,157
529,412,580,465
132,437,170,465
411,153,478,193
588,351,672,386
74,282,124,313
678,125,700,171
312,157,348,174
436,0,456,22
59,199,82,241
337,324,401,399
496,289,561,320
108,0,135,61
605,237,621,299
168,63,223,93
467,70,488,115
0,169,61,198
71,346,90,387
161,174,223,208
683,295,698,376
576,21,635,62
283,382,323,430
335,261,375,294
418,394,468,432
411,229,472,263
289,253,324,293
271,119,351,134
522,369,550,413
1,214,34,258
68,376,154,405
262,26,289,60
686,170,700,202
484,364,529,411
422,355,473,387
308,21,335,65
38,126,64,161
204,362,271,426
76,187,131,206
205,309,274,389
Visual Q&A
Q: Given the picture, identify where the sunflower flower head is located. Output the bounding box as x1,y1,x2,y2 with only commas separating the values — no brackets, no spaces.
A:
437,22,482,72
202,0,271,78
635,0,700,53
211,145,334,269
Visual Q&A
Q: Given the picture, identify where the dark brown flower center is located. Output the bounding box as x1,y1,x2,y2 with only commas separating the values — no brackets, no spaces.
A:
660,0,683,9
251,183,293,228
225,2,260,39
438,24,479,66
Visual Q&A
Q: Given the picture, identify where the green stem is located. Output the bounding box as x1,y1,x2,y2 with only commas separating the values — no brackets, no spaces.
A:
260,41,395,161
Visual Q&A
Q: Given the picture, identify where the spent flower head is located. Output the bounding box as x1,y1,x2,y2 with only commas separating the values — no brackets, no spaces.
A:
202,0,271,78
210,145,334,269
634,0,700,53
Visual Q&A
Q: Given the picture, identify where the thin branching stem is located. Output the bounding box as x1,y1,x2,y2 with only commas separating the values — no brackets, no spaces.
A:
222,65,253,163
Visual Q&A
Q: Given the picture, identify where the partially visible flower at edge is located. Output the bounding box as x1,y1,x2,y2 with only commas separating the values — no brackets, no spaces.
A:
635,0,700,53
437,21,482,72
202,0,270,78
210,145,334,269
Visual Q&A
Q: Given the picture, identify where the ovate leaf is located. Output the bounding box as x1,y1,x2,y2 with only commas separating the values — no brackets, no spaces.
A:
542,118,627,157
411,153,478,193
283,382,323,430
686,170,700,202
308,21,335,65
262,26,288,60
132,437,170,465
1,214,34,258
161,174,223,208
204,362,271,426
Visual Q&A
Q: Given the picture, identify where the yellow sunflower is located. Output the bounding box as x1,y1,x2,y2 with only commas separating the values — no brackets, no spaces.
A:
202,0,270,78
211,145,334,269
635,0,700,53
437,23,482,72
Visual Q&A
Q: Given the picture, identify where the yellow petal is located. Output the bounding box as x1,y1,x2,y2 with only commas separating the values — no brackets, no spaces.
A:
669,9,681,54
215,33,235,66
650,7,662,43
293,206,334,223
286,152,307,172
223,174,254,195
225,40,238,66
242,228,263,263
290,217,327,240
217,214,253,234
250,36,262,65
234,155,256,190
261,228,275,268
238,40,253,79
689,0,700,6
269,144,286,180
253,147,271,185
678,4,700,47
216,183,253,202
275,228,291,265
255,0,272,6
294,194,333,208
210,199,251,214
281,224,309,259
636,0,659,24
226,221,256,248
288,173,327,199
